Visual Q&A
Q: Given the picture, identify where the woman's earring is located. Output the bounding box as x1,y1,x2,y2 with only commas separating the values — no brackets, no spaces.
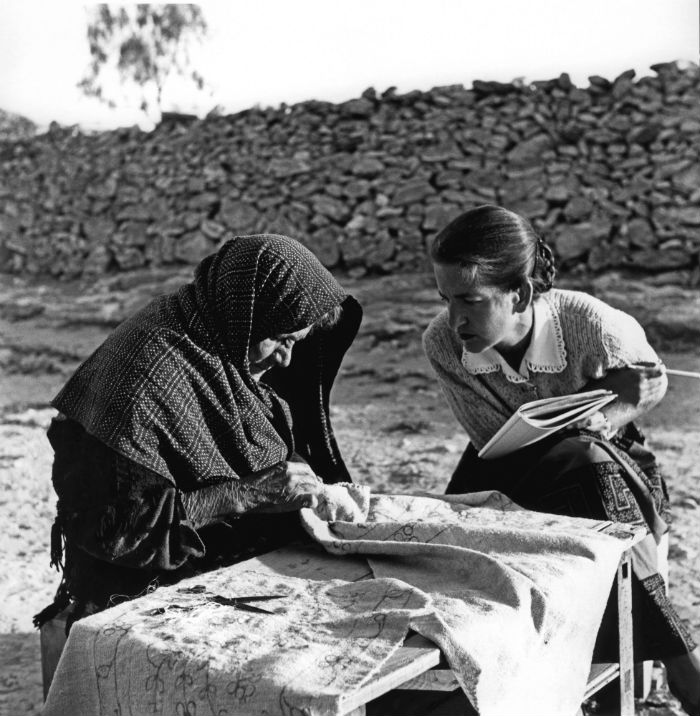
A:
515,281,533,312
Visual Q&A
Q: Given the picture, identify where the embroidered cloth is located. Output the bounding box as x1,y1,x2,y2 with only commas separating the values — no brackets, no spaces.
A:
303,491,629,715
44,491,631,716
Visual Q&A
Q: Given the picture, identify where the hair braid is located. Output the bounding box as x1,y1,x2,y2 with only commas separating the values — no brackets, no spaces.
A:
534,237,556,294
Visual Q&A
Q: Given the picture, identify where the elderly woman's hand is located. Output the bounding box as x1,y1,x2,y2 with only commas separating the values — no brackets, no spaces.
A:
245,461,325,513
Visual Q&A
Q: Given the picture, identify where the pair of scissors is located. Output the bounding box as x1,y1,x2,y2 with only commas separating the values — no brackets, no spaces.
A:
210,594,286,614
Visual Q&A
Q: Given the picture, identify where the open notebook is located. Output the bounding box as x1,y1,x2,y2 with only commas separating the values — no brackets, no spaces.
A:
478,389,617,460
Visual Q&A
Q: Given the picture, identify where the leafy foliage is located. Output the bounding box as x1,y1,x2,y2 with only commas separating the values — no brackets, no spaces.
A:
0,108,37,141
78,4,208,117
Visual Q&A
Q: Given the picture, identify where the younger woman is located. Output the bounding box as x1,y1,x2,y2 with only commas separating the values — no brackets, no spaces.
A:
423,204,699,715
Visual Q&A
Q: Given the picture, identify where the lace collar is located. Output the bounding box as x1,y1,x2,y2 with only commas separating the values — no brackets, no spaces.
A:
460,293,567,384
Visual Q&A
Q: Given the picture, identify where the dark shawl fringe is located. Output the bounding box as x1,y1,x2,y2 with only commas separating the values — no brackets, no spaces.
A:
33,580,70,629
49,516,64,571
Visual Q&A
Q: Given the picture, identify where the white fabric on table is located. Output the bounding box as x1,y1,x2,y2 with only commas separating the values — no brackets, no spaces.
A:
44,490,629,716
303,490,628,716
44,568,431,716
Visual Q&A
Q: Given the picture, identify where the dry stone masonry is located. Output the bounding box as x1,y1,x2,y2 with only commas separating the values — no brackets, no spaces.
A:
0,61,698,281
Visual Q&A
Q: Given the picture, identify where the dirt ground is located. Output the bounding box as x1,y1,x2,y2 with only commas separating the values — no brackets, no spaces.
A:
0,268,698,716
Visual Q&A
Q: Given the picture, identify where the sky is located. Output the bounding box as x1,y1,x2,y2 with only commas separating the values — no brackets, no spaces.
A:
0,0,698,131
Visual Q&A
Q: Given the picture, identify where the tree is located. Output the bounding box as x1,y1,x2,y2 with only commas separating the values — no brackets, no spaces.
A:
78,4,208,118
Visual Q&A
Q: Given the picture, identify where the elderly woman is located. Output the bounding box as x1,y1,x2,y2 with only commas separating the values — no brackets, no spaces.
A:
35,234,361,630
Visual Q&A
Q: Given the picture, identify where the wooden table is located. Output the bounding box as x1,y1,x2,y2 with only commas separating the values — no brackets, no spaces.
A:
42,521,646,716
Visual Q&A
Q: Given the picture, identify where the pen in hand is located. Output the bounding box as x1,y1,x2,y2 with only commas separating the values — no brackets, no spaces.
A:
629,363,700,380
664,368,700,379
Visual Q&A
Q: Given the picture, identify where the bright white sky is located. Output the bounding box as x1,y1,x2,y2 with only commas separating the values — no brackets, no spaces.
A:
1,0,698,131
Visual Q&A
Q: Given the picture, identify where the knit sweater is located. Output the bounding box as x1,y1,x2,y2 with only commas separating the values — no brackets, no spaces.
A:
422,288,660,451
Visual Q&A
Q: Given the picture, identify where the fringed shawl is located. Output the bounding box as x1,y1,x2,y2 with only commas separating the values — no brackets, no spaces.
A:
52,234,361,488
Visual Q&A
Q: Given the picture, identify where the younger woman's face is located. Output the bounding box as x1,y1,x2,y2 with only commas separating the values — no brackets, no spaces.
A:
433,263,530,354
248,326,312,379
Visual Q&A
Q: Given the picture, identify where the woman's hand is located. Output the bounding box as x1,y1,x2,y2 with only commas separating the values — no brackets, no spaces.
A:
244,461,325,514
574,410,613,437
583,362,667,434
605,362,667,407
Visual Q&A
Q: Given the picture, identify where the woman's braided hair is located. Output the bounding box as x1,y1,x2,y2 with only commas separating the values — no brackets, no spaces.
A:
534,236,556,293
429,204,556,295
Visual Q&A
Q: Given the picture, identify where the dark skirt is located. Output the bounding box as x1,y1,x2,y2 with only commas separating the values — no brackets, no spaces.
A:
446,425,695,661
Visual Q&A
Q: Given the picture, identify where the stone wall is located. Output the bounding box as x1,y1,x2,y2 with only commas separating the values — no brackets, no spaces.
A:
1,61,698,281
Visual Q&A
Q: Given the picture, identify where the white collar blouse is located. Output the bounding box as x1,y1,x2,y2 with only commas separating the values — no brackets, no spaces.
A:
460,294,568,384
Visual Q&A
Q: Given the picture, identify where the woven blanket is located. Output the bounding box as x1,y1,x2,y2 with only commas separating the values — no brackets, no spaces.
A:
44,491,628,716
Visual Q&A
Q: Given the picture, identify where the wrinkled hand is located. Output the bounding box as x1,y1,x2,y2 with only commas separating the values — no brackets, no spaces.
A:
245,461,325,514
311,483,370,522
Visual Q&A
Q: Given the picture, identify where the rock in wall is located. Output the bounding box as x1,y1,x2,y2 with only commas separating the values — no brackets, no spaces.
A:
0,61,698,281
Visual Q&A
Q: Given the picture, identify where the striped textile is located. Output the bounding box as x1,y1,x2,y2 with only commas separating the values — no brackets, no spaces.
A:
52,234,359,488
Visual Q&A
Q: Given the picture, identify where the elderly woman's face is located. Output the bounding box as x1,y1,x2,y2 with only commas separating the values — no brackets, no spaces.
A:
248,326,312,380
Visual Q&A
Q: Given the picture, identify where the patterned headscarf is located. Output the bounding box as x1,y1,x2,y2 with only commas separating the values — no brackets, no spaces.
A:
52,235,361,488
